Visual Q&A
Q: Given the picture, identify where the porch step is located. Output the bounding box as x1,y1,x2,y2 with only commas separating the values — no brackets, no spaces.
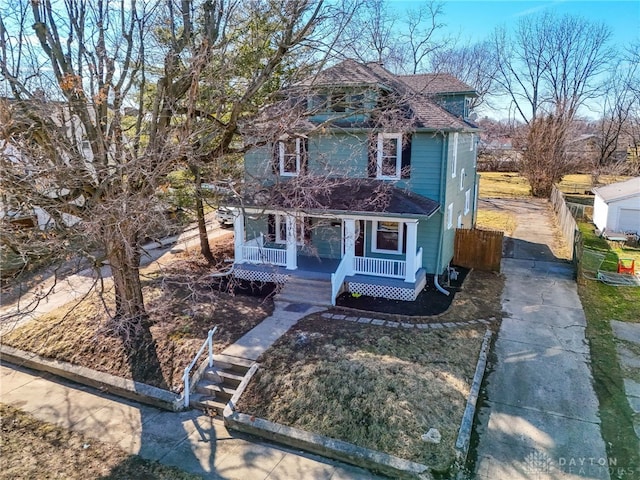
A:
276,277,333,307
189,355,254,416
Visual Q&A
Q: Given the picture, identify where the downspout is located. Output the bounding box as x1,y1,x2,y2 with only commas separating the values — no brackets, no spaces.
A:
434,131,450,296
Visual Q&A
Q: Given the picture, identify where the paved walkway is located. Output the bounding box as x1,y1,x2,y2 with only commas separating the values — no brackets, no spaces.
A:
0,363,380,479
222,302,326,361
473,199,610,480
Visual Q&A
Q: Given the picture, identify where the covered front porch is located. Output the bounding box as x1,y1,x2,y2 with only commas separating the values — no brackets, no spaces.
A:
231,209,426,304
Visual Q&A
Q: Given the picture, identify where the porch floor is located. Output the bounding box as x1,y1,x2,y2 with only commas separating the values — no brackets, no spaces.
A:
235,255,340,281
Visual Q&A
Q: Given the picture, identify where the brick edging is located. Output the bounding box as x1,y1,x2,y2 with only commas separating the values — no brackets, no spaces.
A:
320,311,494,330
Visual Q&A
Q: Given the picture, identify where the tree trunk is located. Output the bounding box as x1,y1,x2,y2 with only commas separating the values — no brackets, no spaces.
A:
106,235,147,340
190,164,215,264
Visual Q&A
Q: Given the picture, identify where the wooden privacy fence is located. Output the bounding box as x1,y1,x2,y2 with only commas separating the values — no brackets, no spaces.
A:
454,228,504,272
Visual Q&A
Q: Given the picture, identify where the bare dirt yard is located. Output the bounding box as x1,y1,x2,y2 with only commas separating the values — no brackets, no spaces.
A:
2,234,274,392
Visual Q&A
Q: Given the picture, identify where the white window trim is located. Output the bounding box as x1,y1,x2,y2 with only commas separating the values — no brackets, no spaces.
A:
470,133,475,152
457,214,463,229
464,189,471,215
447,203,454,229
279,138,301,177
451,132,458,178
371,220,404,254
274,214,304,245
460,168,465,191
377,132,402,180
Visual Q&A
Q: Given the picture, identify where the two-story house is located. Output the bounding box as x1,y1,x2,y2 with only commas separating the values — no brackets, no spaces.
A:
225,59,479,305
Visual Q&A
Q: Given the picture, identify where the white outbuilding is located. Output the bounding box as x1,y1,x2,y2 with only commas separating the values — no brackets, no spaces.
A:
592,177,640,235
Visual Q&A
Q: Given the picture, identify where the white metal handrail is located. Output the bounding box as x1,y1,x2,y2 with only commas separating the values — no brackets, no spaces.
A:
331,255,351,306
241,245,287,266
182,326,217,408
353,256,406,278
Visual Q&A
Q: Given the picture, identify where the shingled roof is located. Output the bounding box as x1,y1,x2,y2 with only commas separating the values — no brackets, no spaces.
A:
397,73,476,96
294,60,477,131
240,178,440,217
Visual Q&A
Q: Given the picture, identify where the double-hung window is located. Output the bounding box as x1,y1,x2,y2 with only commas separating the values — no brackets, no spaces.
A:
372,220,404,254
451,132,458,178
278,138,304,176
377,133,402,179
270,214,305,245
464,189,471,215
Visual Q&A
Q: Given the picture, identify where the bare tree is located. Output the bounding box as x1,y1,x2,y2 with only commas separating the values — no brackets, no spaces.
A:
430,41,497,109
0,0,348,340
589,57,639,181
491,12,614,196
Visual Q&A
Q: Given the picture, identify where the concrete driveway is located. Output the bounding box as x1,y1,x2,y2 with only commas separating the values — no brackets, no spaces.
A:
471,199,610,480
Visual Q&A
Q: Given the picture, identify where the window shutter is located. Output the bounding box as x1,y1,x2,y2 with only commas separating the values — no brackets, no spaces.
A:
367,134,377,178
301,138,309,174
271,142,279,174
401,135,412,179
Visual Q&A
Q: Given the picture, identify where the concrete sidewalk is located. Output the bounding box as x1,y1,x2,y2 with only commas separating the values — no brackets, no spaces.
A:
0,362,382,479
473,199,609,480
0,215,226,335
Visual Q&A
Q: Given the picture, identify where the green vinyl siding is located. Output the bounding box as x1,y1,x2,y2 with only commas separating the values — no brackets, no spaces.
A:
396,132,444,201
417,218,441,273
311,133,368,177
308,218,342,259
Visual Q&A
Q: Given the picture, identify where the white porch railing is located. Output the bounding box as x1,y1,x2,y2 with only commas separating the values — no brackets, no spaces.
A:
182,326,217,408
331,255,351,306
353,256,406,278
241,245,287,266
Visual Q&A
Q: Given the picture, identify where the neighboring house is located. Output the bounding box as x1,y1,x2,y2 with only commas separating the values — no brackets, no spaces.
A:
226,60,480,304
592,177,640,235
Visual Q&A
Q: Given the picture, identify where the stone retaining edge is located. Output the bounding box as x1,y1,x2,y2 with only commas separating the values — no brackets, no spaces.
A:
454,329,493,462
223,363,433,480
0,344,182,411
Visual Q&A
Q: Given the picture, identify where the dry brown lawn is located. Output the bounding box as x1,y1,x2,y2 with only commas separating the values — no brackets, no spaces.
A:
2,235,272,392
0,404,200,480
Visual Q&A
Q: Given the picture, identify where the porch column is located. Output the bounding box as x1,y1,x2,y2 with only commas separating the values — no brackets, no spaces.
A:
233,210,245,263
343,218,356,275
285,214,297,270
405,220,418,282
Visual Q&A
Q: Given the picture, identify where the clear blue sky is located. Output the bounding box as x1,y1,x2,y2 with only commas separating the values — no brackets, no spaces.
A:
393,0,639,48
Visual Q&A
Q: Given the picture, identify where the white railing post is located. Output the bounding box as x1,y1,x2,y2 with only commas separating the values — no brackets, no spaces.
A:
285,215,297,270
405,221,418,282
207,329,214,368
183,326,218,408
234,211,245,263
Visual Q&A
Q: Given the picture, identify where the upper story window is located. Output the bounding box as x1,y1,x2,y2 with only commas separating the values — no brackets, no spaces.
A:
275,137,307,176
464,189,471,214
460,168,465,190
309,91,366,114
376,133,402,179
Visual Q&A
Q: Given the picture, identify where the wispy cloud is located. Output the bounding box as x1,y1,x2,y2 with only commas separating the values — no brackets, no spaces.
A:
513,0,567,18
